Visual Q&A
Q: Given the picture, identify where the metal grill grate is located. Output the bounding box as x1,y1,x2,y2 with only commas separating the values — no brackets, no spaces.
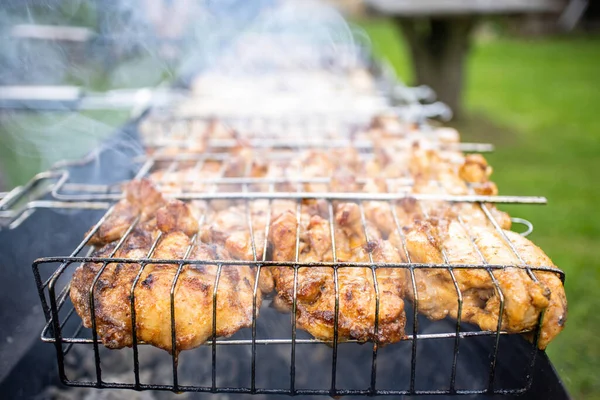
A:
137,114,490,151
33,201,562,395
32,154,562,395
46,114,497,203
21,108,563,396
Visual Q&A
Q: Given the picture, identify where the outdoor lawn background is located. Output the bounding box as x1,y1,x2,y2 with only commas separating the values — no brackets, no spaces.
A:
358,18,600,399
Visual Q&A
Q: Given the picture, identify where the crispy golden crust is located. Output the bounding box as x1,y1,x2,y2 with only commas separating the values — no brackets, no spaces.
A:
86,179,166,246
71,232,261,354
71,180,263,353
401,218,561,349
74,123,568,351
503,230,567,349
269,204,406,344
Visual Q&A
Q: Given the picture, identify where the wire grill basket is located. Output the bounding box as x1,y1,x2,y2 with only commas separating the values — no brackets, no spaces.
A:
3,108,558,397
32,168,562,396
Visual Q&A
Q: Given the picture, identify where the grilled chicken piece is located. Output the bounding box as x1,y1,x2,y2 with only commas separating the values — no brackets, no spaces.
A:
288,148,362,193
267,151,408,344
455,203,512,231
402,217,561,349
365,144,511,233
502,230,567,349
222,142,271,179
156,200,200,236
409,146,470,197
201,202,264,260
71,189,264,353
85,202,139,247
200,200,274,294
86,179,166,246
407,150,512,232
269,202,406,344
129,236,260,353
459,154,493,184
470,226,550,333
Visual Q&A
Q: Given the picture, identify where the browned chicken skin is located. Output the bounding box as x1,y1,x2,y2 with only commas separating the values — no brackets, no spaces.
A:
72,115,567,352
400,213,564,350
502,230,567,349
86,179,166,246
71,180,265,353
200,200,274,294
269,204,406,344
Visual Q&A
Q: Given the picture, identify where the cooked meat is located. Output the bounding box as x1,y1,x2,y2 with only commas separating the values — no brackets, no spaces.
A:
222,142,270,179
456,203,512,231
71,228,159,351
148,144,270,195
269,202,406,344
401,216,561,349
86,179,165,246
71,184,264,353
85,202,138,247
459,154,493,184
201,202,264,260
73,113,567,353
503,230,567,349
156,199,200,236
407,156,512,232
200,200,273,294
282,147,363,193
128,236,260,353
470,226,550,331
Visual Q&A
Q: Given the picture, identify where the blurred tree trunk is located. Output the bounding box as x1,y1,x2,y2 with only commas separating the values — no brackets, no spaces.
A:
395,17,477,118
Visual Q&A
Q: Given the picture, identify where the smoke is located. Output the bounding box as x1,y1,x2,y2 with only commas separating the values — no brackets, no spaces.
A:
2,0,366,85
178,0,362,78
0,0,368,188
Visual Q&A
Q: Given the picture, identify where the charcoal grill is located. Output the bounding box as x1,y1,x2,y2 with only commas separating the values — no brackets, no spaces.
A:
0,109,567,398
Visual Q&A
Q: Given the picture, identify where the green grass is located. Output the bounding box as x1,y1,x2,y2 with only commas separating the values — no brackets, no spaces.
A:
0,110,130,189
357,18,600,399
0,54,164,190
